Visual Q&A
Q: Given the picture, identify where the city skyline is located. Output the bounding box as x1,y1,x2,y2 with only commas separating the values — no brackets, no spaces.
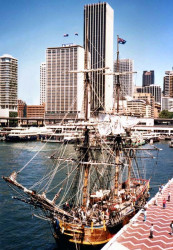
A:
0,0,173,104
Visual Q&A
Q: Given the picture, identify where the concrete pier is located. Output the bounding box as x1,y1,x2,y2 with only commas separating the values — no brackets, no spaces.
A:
102,178,173,250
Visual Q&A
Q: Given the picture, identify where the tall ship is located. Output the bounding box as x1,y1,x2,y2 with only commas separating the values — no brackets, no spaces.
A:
3,35,159,249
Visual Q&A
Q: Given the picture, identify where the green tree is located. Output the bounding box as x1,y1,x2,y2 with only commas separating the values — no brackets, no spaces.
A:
9,111,18,117
9,111,18,126
159,110,173,118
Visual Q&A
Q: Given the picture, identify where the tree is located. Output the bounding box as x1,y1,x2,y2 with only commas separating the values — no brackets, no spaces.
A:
159,110,173,119
9,111,18,127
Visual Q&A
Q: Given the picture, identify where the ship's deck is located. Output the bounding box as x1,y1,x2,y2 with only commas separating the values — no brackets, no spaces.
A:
102,178,173,250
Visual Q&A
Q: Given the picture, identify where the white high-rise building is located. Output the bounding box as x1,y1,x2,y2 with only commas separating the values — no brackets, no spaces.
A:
114,59,134,98
84,2,114,113
46,45,85,119
0,54,18,117
163,71,173,97
40,62,46,105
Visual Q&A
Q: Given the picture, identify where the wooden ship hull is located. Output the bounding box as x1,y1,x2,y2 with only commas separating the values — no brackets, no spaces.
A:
53,221,113,247
52,178,150,248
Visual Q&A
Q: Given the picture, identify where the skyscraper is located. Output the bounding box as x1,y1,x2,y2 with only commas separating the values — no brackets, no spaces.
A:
142,70,154,87
163,71,173,97
46,45,84,119
84,2,114,112
114,59,134,98
0,54,18,117
40,62,46,105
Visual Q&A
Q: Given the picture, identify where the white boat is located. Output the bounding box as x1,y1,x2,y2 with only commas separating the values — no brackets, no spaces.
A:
6,127,39,142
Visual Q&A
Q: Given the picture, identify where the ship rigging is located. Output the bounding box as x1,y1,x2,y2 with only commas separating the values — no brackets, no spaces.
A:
3,32,160,249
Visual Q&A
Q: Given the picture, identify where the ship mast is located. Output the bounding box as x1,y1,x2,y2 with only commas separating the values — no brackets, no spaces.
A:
116,35,120,114
126,150,133,190
114,36,121,197
82,17,90,208
113,36,136,197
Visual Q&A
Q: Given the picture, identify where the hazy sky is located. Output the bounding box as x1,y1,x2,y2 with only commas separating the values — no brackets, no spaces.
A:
0,0,173,104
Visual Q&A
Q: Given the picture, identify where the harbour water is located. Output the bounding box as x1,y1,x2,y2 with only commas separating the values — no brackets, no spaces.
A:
0,141,172,250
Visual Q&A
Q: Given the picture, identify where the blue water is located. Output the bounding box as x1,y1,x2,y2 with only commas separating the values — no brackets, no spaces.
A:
0,141,173,249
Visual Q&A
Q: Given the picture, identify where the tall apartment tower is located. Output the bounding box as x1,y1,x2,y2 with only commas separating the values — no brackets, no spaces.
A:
114,59,134,98
40,62,46,105
84,2,114,113
0,54,18,117
142,70,154,87
46,45,85,119
163,71,173,97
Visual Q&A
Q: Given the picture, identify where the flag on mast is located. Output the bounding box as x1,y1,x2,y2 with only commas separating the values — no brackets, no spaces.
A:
118,38,126,44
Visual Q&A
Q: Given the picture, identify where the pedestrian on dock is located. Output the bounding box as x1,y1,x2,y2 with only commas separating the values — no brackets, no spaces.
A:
154,198,158,206
170,221,173,235
143,209,147,222
163,198,166,209
149,224,154,238
168,192,171,202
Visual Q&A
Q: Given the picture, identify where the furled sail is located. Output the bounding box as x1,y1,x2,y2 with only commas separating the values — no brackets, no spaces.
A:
120,116,139,129
97,123,112,136
98,114,139,136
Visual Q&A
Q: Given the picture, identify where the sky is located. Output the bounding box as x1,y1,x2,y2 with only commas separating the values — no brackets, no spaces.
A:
0,0,173,105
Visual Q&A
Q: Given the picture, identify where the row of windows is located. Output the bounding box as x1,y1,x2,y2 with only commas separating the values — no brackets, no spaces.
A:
47,49,78,53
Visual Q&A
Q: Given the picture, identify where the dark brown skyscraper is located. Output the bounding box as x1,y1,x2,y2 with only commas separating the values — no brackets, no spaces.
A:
142,70,154,87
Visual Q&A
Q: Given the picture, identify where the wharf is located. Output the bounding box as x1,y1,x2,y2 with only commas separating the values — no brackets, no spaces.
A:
102,178,173,250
